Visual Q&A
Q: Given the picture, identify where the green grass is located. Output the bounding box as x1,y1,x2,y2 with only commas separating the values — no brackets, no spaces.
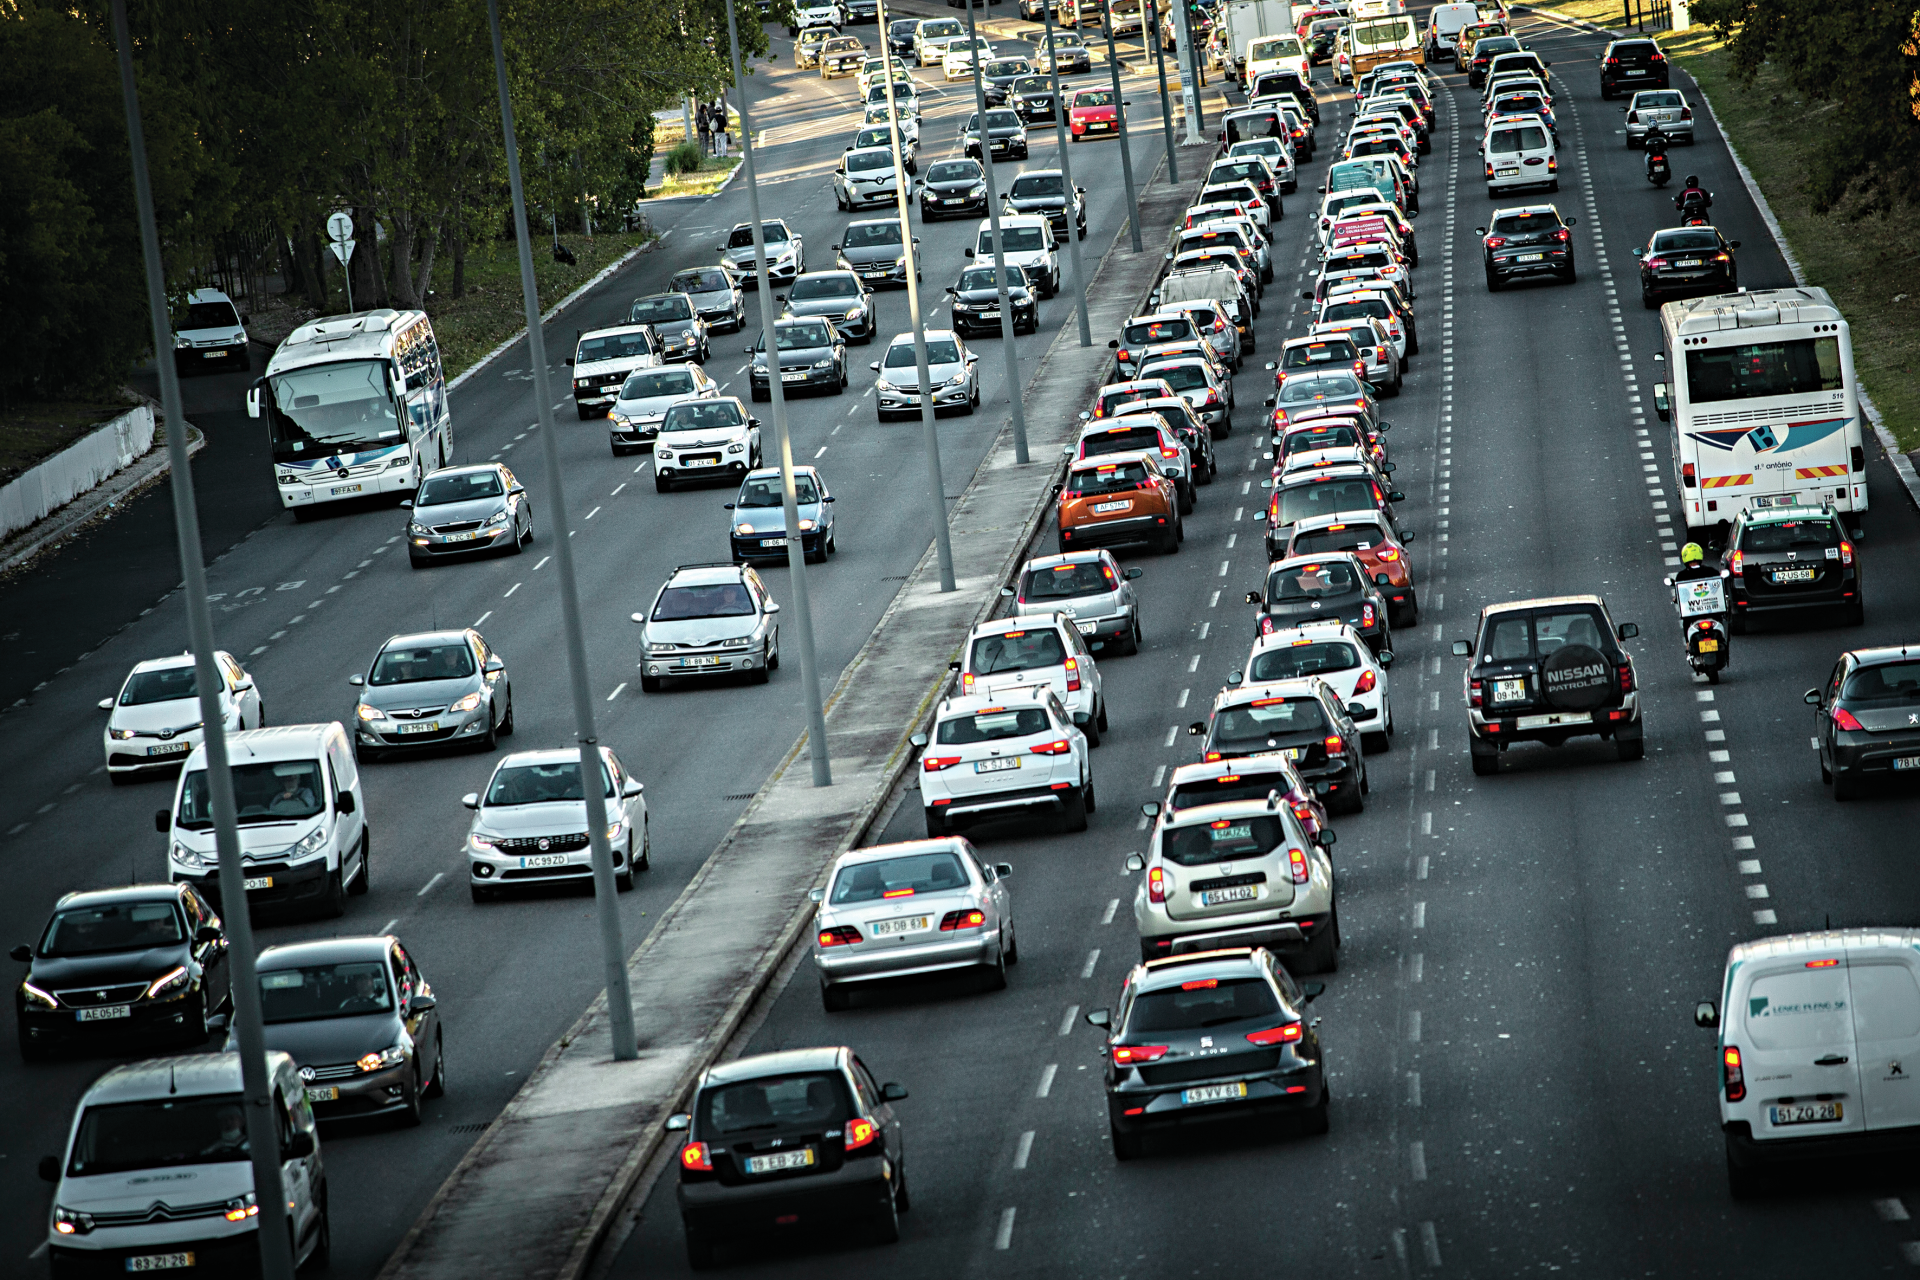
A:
0,393,142,486
649,154,744,200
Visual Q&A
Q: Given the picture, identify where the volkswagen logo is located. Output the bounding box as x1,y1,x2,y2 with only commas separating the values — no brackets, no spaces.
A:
537,838,551,852
299,1066,316,1082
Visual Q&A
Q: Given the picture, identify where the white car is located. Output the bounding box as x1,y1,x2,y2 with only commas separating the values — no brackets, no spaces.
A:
463,746,648,901
1482,113,1557,194
966,215,1059,295
833,146,902,210
871,329,980,419
865,78,923,118
652,395,762,492
942,37,995,80
790,1,845,34
1228,137,1298,193
608,363,720,454
1316,189,1398,247
1243,32,1310,88
857,55,913,98
913,687,1093,836
101,651,263,782
568,324,663,418
172,286,250,374
1312,287,1410,364
1162,298,1243,370
1239,619,1394,750
913,16,967,66
955,612,1105,743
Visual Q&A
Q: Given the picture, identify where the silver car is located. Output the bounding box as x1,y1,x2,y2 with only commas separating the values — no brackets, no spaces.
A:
781,271,875,344
871,329,979,420
632,563,781,690
609,364,720,454
1624,88,1693,146
626,291,710,363
405,464,532,566
1007,550,1144,655
718,220,803,287
462,746,648,901
668,266,745,332
811,838,1015,1009
833,146,901,212
349,628,513,759
850,122,917,173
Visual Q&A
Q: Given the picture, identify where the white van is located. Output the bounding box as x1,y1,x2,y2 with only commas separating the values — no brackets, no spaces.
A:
968,216,1060,297
1697,928,1920,1196
40,1052,329,1273
161,724,369,920
1482,114,1556,195
1424,2,1480,64
173,287,250,375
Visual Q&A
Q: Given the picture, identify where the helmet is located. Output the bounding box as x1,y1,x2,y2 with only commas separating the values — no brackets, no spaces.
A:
1680,542,1705,564
1684,175,1699,187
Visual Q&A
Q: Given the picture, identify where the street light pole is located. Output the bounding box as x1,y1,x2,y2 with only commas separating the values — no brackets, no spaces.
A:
486,0,638,1057
1101,9,1143,251
964,0,1030,466
1148,0,1179,182
723,0,835,785
1039,1,1092,348
1171,0,1205,139
109,3,294,1277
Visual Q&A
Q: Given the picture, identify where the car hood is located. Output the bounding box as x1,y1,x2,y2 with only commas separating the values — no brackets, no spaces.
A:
883,360,964,383
752,344,834,368
31,946,189,990
733,501,824,532
969,124,1027,139
1072,104,1117,119
842,167,900,185
646,616,761,645
923,179,981,195
410,496,507,527
260,1011,403,1068
358,674,483,712
683,288,735,313
575,356,653,382
651,318,701,339
614,391,702,420
473,800,592,837
107,698,219,736
787,296,867,319
956,285,1032,304
839,242,906,265
723,243,794,270
1006,194,1066,211
57,1163,256,1215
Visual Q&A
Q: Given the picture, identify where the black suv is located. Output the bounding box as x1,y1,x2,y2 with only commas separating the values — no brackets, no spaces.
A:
1450,594,1642,775
1478,205,1577,290
1807,647,1920,800
1247,552,1392,653
1600,37,1669,97
1085,948,1328,1160
1719,504,1863,630
1190,676,1368,813
1003,169,1087,241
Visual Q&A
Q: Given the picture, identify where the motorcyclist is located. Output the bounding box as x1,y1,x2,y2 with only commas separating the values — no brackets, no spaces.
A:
1643,124,1670,175
1672,541,1721,633
1675,175,1711,218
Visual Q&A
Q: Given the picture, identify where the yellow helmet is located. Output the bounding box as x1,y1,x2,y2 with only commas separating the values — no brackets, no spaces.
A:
1680,542,1705,564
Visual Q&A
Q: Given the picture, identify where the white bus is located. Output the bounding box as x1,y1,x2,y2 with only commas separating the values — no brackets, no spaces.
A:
1653,287,1865,540
248,309,452,520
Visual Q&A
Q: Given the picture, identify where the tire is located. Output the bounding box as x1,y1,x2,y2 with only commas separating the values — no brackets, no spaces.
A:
480,709,498,752
576,404,594,421
1363,729,1390,754
1726,1135,1764,1200
1177,482,1194,515
1082,713,1100,748
872,1184,901,1243
1832,768,1860,801
1470,739,1498,776
654,475,672,494
1061,785,1089,832
616,838,635,890
1300,1090,1331,1136
1617,729,1646,762
1644,291,1660,310
982,944,1009,991
1301,913,1339,973
1561,263,1578,284
1121,617,1142,656
305,1197,333,1271
348,831,370,895
750,659,771,685
1110,1122,1143,1161
1485,268,1502,292
399,1069,424,1126
423,1033,446,1098
924,808,948,839
320,867,346,919
1847,600,1866,626
499,697,515,735
1083,775,1098,813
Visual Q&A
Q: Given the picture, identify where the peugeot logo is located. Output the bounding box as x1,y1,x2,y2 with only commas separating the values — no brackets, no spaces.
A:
96,991,108,1000
537,838,551,851
300,1066,316,1082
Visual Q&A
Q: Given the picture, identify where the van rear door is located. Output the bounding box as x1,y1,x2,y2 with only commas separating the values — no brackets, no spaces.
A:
1848,955,1920,1133
1735,958,1863,1142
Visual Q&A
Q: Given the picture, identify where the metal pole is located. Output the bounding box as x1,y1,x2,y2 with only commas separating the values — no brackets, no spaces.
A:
724,0,835,785
109,5,293,1278
1148,0,1179,182
486,0,637,1058
1102,10,1144,252
1172,0,1204,138
964,0,1031,466
1040,0,1092,347
875,0,958,592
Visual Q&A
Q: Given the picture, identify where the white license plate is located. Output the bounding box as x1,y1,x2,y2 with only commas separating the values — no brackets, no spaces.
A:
976,756,1021,773
202,351,224,359
125,1254,196,1272
521,853,571,869
305,1086,339,1103
1495,167,1519,177
146,741,191,757
760,537,788,547
1676,258,1703,268
1493,678,1527,702
1894,756,1920,770
444,530,482,542
1516,712,1591,729
872,915,931,935
745,1148,816,1174
1088,122,1111,130
1181,1081,1249,1105
397,721,440,734
781,371,808,382
243,876,273,891
941,197,965,205
1755,492,1802,507
979,310,1001,319
1201,884,1259,905
1770,1101,1842,1126
684,457,720,467
77,1005,132,1022
1773,568,1816,583
1076,621,1098,635
1093,500,1131,513
330,484,363,495
1515,252,1545,262
1626,68,1647,74
677,655,726,668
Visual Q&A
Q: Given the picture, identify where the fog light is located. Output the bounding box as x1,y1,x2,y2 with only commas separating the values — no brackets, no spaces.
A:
473,863,494,878
647,664,661,675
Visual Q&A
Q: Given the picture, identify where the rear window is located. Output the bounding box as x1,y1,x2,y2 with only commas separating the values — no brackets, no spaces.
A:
1071,460,1153,494
1251,640,1362,682
1490,212,1562,234
1161,814,1291,867
1740,518,1841,553
1211,697,1327,747
1291,523,1382,555
970,628,1067,675
1284,424,1363,455
1268,559,1360,600
1128,975,1280,1028
831,850,971,903
1081,425,1161,456
1142,362,1210,392
1124,318,1194,346
1488,125,1549,154
1612,40,1658,58
1024,559,1113,600
698,1073,850,1136
1744,968,1852,1051
936,706,1050,744
1841,661,1920,704
1168,771,1294,810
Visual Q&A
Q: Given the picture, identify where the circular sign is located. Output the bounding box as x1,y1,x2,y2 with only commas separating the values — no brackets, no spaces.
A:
1539,643,1613,712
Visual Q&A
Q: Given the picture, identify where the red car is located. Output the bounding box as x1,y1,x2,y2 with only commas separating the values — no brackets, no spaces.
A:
1068,87,1119,141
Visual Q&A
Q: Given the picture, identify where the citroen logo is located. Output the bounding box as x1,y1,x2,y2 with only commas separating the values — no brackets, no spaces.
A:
300,1066,316,1082
537,838,551,851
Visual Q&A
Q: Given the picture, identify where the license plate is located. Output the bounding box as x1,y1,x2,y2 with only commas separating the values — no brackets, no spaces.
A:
872,915,931,935
125,1254,196,1272
398,721,439,734
684,457,720,467
1516,712,1591,729
677,656,726,668
77,1005,132,1022
1677,258,1703,267
1696,639,1720,652
760,537,788,548
1755,492,1803,508
1093,501,1131,513
202,351,223,359
1516,252,1545,262
1493,678,1527,702
979,310,1001,320
1894,756,1920,770
521,853,570,868
1626,68,1647,74
305,1086,339,1103
745,1148,816,1174
1773,568,1816,583
976,756,1022,773
1201,884,1259,905
1181,1081,1249,1105
782,371,808,382
1495,167,1519,177
1076,621,1097,635
243,876,273,891
1770,1101,1841,1125
147,741,192,757
444,530,481,542
330,484,363,495
942,198,964,205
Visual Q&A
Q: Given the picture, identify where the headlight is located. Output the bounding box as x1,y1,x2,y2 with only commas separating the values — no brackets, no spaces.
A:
223,1194,258,1223
726,442,746,454
722,637,754,649
357,703,387,722
53,1207,94,1236
171,842,210,870
656,449,673,461
893,256,909,272
108,726,137,740
967,184,987,197
812,358,833,370
944,372,969,388
609,412,630,426
356,1042,409,1073
735,522,757,536
876,378,897,392
146,965,191,1000
387,454,409,469
648,641,679,653
408,522,429,536
287,827,328,861
797,518,817,532
469,832,498,852
449,691,484,713
606,821,626,841
844,305,864,320
21,980,57,1011
174,336,190,350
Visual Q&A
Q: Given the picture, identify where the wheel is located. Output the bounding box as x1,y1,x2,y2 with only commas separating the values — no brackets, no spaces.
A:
507,523,524,555
982,944,1008,991
576,404,594,420
110,771,135,786
636,823,650,871
305,1196,333,1270
1096,701,1109,735
1485,268,1502,292
1121,617,1141,656
1561,263,1578,284
479,708,498,751
1082,713,1100,748
640,674,661,693
1083,775,1097,813
1110,1121,1143,1160
685,1227,716,1271
470,883,494,904
1726,1134,1764,1200
348,831,370,895
423,1033,446,1098
399,1069,424,1126
872,1183,901,1243
499,697,514,735
750,659,771,685
1300,1090,1331,1136
1061,784,1089,832
654,475,672,494
1847,600,1866,626
1832,768,1860,801
1616,730,1646,762
320,867,346,919
1177,482,1194,515
1470,739,1498,776
1706,668,1721,685
1644,291,1660,310
1730,613,1748,635
616,836,635,890
1363,729,1390,754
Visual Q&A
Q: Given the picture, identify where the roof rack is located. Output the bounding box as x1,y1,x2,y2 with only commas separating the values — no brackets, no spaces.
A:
672,561,740,572
1142,946,1257,970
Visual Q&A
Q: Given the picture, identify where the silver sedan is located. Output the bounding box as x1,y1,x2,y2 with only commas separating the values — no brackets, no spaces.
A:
871,329,979,420
349,629,513,759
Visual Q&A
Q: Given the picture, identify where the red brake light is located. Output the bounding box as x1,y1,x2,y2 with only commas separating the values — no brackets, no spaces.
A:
1680,107,1692,120
1117,348,1130,361
1485,235,1507,248
1469,678,1483,709
1324,734,1345,755
1833,706,1866,732
1065,656,1081,691
1162,446,1180,458
1031,738,1074,755
1617,662,1635,695
1353,669,1377,695
1650,50,1665,61
1147,865,1168,902
1245,1022,1304,1046
1681,461,1696,487
1806,958,1840,968
1840,539,1854,566
1730,549,1744,575
1287,846,1309,884
922,755,962,772
940,908,986,931
1361,602,1376,627
1112,1043,1170,1064
818,925,864,947
681,1141,713,1171
1376,546,1400,562
845,1116,881,1151
1723,1045,1745,1102
1554,227,1571,242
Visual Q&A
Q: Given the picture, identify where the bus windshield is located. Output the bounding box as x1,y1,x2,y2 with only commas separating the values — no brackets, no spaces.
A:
267,359,401,463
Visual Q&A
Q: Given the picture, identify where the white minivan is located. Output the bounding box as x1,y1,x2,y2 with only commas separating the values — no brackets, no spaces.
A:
1697,928,1920,1196
1482,114,1556,195
162,723,369,920
967,216,1060,297
40,1052,329,1273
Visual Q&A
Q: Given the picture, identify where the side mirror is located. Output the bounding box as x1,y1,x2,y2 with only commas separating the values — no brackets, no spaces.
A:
948,660,962,671
335,791,356,814
870,362,882,372
1450,640,1474,657
1300,290,1314,300
1140,801,1162,818
154,809,170,833
1381,461,1396,474
98,697,115,711
563,357,575,366
665,1113,691,1132
1616,622,1639,641
963,247,974,258
1730,240,1741,249
1260,479,1273,489
945,287,956,295
408,992,436,1013
483,657,505,674
1085,1008,1112,1029
1378,650,1395,669
1694,1001,1719,1029
881,1081,910,1102
1000,586,1015,597
10,944,32,962
1401,530,1416,542
347,674,365,687
399,498,413,510
285,1131,316,1159
1186,721,1205,736
1389,490,1405,502
723,503,736,510
194,925,222,947
39,1156,60,1183
1124,853,1146,873
1318,828,1337,846
630,612,646,624
808,886,825,903
623,779,644,798
1107,339,1119,349
1803,688,1822,706
461,792,480,810
1302,981,1326,1002
1653,382,1671,422
909,732,929,750
1245,591,1263,606
1473,226,1486,235
1225,670,1245,687
765,603,780,614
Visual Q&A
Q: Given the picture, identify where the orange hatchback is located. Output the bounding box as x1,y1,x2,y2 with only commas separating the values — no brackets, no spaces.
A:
1054,452,1182,555
1285,509,1418,625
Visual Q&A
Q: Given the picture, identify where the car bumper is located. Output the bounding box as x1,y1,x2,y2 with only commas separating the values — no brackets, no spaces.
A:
1729,581,1857,616
105,731,203,774
1108,1061,1324,1130
643,649,770,678
1467,700,1641,744
1725,1118,1920,1166
300,1059,416,1118
1071,119,1118,136
408,526,517,557
877,383,971,413
732,531,825,561
174,343,249,370
280,466,415,507
953,307,1032,334
50,1227,264,1278
1060,514,1175,551
846,260,911,285
1606,71,1669,90
843,185,899,206
1488,248,1572,278
173,859,330,912
921,194,988,217
815,927,1001,982
610,419,665,445
469,843,628,888
752,368,838,391
1138,909,1330,959
17,992,207,1048
358,707,491,748
1827,733,1920,777
678,1159,894,1233
1063,610,1134,648
1643,268,1734,298
926,777,1082,825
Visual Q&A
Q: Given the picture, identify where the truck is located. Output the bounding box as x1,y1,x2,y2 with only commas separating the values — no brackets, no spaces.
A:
1337,11,1421,82
1219,0,1298,80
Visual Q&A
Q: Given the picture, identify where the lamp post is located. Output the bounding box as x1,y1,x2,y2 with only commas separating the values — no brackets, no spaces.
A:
1100,8,1143,251
964,0,1031,465
1147,0,1179,182
1039,1,1093,348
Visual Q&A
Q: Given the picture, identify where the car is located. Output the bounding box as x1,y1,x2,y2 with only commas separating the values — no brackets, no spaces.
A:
1719,503,1862,631
1424,1,1479,62
845,0,878,21
1067,85,1120,140
653,395,764,490
1274,413,1391,474
1482,114,1557,195
794,24,840,69
1110,313,1204,382
1226,138,1299,195
1264,463,1404,553
1054,450,1182,555
1247,551,1392,653
885,16,919,56
1085,948,1330,1159
1003,168,1086,241
13,884,229,1058
1285,509,1416,625
567,324,662,418
1482,49,1550,93
1307,321,1401,394
872,329,979,418
462,746,647,899
1008,549,1144,656
864,76,924,118
1478,204,1577,289
947,262,1039,337
832,146,902,211
252,934,442,1124
835,216,918,286
1208,155,1285,212
918,157,989,220
1128,394,1219,482
99,651,264,783
913,685,1093,837
404,463,533,565
608,363,721,454
1599,36,1668,96
819,34,867,77
782,270,876,344
979,56,1035,103
1180,213,1269,277
1242,618,1394,750
633,562,782,689
1161,298,1244,370
1455,19,1508,69
850,122,916,172
857,55,912,98
966,214,1057,295
1189,675,1368,812
955,611,1106,744
942,35,995,79
725,465,835,564
1466,33,1521,85
1155,755,1330,849
1449,594,1643,774
668,265,746,332
1312,250,1412,313
1136,355,1235,437
669,1047,909,1267
1267,369,1381,436
172,286,250,374
747,317,848,403
1076,412,1196,511
1035,30,1092,73
625,291,710,364
1635,226,1739,308
1311,288,1414,363
1306,17,1347,64
961,107,1030,161
1807,647,1920,799
348,628,513,758
791,1,846,35
1219,106,1287,157
1005,74,1060,123
717,219,804,287
1623,87,1693,146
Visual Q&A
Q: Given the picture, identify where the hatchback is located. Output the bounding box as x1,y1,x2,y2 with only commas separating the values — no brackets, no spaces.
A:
871,330,979,418
782,270,875,343
1007,550,1144,655
100,651,263,782
609,364,720,454
1624,88,1693,145
1286,510,1417,626
405,465,532,565
461,746,648,899
1068,87,1120,141
1600,36,1668,96
633,562,782,688
918,158,988,221
1478,204,1577,289
1808,649,1920,799
1264,465,1404,554
349,629,513,757
1075,414,1195,511
1156,756,1330,847
1247,552,1392,653
1189,676,1368,812
725,466,835,565
954,613,1105,740
1056,452,1183,555
947,263,1038,338
832,147,902,211
812,838,1017,1001
834,217,917,286
1483,115,1557,195
653,396,762,490
1720,504,1862,629
1243,619,1394,749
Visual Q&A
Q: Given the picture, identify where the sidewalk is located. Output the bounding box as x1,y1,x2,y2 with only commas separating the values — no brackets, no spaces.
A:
375,145,1213,1280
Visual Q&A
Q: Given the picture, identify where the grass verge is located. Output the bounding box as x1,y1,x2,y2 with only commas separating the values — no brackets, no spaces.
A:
0,394,142,486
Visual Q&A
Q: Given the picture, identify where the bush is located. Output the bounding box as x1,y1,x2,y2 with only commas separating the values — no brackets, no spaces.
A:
665,140,705,177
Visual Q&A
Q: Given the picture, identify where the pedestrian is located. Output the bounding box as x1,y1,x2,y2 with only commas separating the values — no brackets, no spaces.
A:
695,102,712,155
713,97,730,156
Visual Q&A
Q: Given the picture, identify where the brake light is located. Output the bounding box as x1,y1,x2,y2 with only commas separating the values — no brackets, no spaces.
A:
1112,1043,1170,1064
961,670,975,690
1606,55,1620,65
1680,107,1693,120
1353,669,1377,695
1807,958,1840,968
1376,546,1401,562
1548,155,1557,173
940,909,987,931
1031,738,1074,755
1840,539,1854,566
681,1141,713,1172
1259,614,1279,636
845,1116,881,1151
1361,602,1375,627
1246,1022,1304,1046
1723,1045,1745,1101
1324,734,1345,755
1288,845,1310,884
1102,564,1117,586
1617,662,1635,695
1064,656,1082,691
1469,678,1483,709
1162,445,1180,458
818,925,864,947
1204,750,1223,761
1730,549,1744,576
1148,865,1168,903
1554,227,1571,242
1833,706,1866,732
1485,235,1507,249
1650,50,1666,61
922,755,962,772
1117,348,1130,362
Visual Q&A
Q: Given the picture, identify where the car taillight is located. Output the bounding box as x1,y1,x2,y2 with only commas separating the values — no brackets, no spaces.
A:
1485,235,1507,249
1377,546,1401,562
681,1141,713,1171
1650,50,1666,61
922,755,962,772
1245,1022,1304,1046
1162,445,1180,458
1116,348,1130,362
1112,1043,1170,1064
1548,155,1558,173
1258,614,1280,636
1833,706,1866,732
818,925,864,947
1617,662,1635,695
1606,55,1620,66
1680,107,1693,120
1204,390,1219,405
1353,360,1366,376
1324,734,1345,756
1730,549,1744,576
1353,669,1377,695
1840,539,1854,566
940,909,987,931
1361,602,1376,627
1469,679,1483,709
1064,656,1081,691
1646,254,1669,268
1722,1045,1745,1102
1287,846,1310,884
1204,750,1222,762
961,670,975,690
1031,738,1074,755
845,1116,881,1151
1554,227,1571,242
1147,865,1168,903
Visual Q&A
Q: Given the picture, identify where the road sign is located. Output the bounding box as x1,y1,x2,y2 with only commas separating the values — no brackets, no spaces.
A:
326,211,354,246
327,238,356,266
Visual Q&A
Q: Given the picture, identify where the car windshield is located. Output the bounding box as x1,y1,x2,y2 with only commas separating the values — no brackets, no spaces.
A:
885,338,961,367
1278,478,1381,524
370,642,475,684
937,706,1050,744
1010,174,1065,199
1328,250,1393,272
1321,298,1391,324
652,583,755,620
485,758,615,805
1478,37,1519,56
699,1072,850,1136
1073,90,1115,108
1081,425,1162,456
628,295,694,323
890,19,916,33
265,359,401,462
1047,33,1084,48
1128,975,1281,1026
661,401,746,432
258,961,394,1023
928,161,980,184
846,150,893,173
1269,559,1361,599
1488,125,1549,153
179,760,325,829
670,268,731,293
921,19,963,37
184,300,240,330
1285,425,1364,455
1012,76,1051,94
1213,161,1265,185
1251,640,1361,682
1279,374,1363,403
1285,340,1358,368
960,266,1024,290
576,333,654,364
728,223,788,248
826,37,861,52
737,475,821,506
831,850,971,902
119,666,197,705
1325,192,1382,218
418,471,503,505
762,322,833,351
985,60,1028,76
1211,696,1328,747
40,901,184,956
622,369,698,399
970,628,1067,675
793,276,862,304
844,222,904,249
1742,518,1841,552
1843,661,1920,704
1024,560,1113,600
68,1096,252,1177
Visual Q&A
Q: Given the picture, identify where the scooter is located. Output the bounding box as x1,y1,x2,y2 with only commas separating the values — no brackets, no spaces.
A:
1675,189,1713,227
1646,148,1671,186
1666,571,1732,683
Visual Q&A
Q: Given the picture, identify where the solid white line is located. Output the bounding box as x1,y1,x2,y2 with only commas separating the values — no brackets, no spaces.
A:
1036,1064,1057,1098
472,611,492,627
1057,1005,1079,1036
1013,1131,1035,1170
608,682,627,701
417,872,444,897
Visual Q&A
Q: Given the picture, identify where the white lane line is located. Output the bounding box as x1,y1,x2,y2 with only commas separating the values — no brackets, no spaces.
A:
814,446,828,458
1013,1131,1035,1170
1424,769,1435,792
1081,949,1101,979
1413,901,1426,930
473,611,492,627
504,583,522,598
1875,1198,1910,1221
585,506,601,520
1163,725,1177,747
534,556,551,570
1420,811,1432,836
1057,1005,1079,1036
1420,1222,1442,1269
995,1207,1017,1251
1102,898,1119,925
608,682,627,701
634,462,649,474
1410,952,1424,982
1197,622,1209,640
1410,1141,1428,1181
611,483,625,497
1738,859,1763,875
1187,655,1200,673
1177,688,1189,708
379,918,398,935
1037,1064,1058,1097
1428,729,1439,750
1408,1009,1422,1042
1417,855,1429,881
417,873,444,897
1407,1071,1422,1106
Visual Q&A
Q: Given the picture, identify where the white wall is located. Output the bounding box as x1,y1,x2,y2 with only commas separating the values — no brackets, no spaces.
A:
0,405,157,541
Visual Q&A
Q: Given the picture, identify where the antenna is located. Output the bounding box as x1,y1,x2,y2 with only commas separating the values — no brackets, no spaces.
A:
169,1061,177,1095
130,856,137,887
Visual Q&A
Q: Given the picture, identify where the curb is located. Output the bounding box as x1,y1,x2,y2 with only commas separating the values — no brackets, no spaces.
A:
445,240,658,392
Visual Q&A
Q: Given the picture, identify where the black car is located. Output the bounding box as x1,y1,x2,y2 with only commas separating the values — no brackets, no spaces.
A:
961,108,1030,161
1719,504,1862,630
1467,34,1521,85
1600,36,1669,97
1086,949,1327,1160
748,318,848,400
1005,74,1058,123
1450,594,1642,775
1038,31,1092,73
1809,647,1920,800
1190,678,1367,812
834,217,918,287
1247,552,1391,651
947,263,1038,337
1003,168,1086,241
885,17,917,55
14,884,229,1059
1478,205,1576,289
918,157,989,221
671,1046,909,1268
627,291,711,364
1131,394,1218,485
1306,18,1344,63
844,0,878,20
979,57,1033,105
1635,226,1738,308
254,934,443,1125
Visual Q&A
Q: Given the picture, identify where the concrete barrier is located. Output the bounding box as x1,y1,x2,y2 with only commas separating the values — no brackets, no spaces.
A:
0,405,156,541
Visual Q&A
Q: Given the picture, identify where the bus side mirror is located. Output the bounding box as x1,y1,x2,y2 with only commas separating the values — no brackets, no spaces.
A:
246,383,263,419
1653,382,1671,423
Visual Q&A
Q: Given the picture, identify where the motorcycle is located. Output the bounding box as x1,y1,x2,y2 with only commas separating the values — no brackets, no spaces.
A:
1665,570,1732,683
1675,188,1713,227
1645,148,1671,186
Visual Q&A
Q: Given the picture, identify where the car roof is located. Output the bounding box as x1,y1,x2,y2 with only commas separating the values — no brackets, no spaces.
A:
128,651,199,675
667,562,751,586
890,327,959,346
1135,948,1267,988
1741,503,1834,523
1253,618,1367,649
973,613,1068,637
216,724,343,763
578,323,655,341
1268,549,1367,572
744,464,823,483
81,1051,294,1106
703,1046,846,1087
939,687,1050,717
257,935,393,969
1843,645,1920,667
186,287,234,305
494,745,608,769
1025,548,1112,569
1476,593,1606,618
1726,928,1920,969
381,629,472,651
52,883,184,913
1168,757,1299,785
1291,510,1389,531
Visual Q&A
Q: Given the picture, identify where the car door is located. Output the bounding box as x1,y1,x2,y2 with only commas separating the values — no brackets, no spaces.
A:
1734,957,1863,1139
325,731,365,867
184,887,230,1011
1849,954,1920,1133
393,941,438,1076
1815,655,1848,777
